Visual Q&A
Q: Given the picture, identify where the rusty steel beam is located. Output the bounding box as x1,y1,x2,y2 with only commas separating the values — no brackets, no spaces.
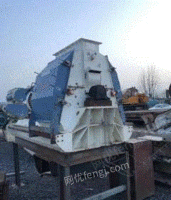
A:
126,139,155,200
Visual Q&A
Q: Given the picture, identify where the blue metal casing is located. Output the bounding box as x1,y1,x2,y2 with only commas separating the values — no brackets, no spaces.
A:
6,88,31,103
108,60,126,124
3,104,29,119
30,51,74,135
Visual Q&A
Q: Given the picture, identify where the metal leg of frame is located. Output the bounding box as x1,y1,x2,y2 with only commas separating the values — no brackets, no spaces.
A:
126,151,131,200
13,143,21,187
59,165,71,200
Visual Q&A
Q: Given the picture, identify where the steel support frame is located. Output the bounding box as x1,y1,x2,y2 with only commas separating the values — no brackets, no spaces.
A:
57,157,129,200
13,143,21,187
13,136,129,200
59,165,71,200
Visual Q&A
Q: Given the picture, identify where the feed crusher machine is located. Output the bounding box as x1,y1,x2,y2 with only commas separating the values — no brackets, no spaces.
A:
2,39,159,200
3,38,132,152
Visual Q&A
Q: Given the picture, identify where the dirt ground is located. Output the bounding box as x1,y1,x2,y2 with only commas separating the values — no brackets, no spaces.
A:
0,130,171,200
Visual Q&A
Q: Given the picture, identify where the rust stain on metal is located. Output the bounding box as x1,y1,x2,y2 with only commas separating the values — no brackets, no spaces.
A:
127,139,155,200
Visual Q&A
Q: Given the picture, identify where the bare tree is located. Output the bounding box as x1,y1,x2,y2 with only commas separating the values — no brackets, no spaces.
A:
140,65,159,98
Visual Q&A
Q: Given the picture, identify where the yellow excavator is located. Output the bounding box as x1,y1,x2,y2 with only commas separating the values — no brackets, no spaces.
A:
122,87,149,111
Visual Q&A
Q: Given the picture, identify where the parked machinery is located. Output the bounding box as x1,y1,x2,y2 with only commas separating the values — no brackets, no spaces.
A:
122,87,149,111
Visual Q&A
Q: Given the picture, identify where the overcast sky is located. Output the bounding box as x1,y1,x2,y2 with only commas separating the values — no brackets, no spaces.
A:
1,0,171,101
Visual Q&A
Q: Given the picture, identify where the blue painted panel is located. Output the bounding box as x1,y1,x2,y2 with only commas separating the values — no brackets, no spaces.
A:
31,96,54,121
31,51,74,134
108,61,126,124
51,52,74,134
6,88,31,102
4,104,29,119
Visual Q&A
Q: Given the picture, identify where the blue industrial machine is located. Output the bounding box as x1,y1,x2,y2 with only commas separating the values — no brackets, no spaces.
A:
2,87,33,120
1,40,167,200
3,38,132,152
